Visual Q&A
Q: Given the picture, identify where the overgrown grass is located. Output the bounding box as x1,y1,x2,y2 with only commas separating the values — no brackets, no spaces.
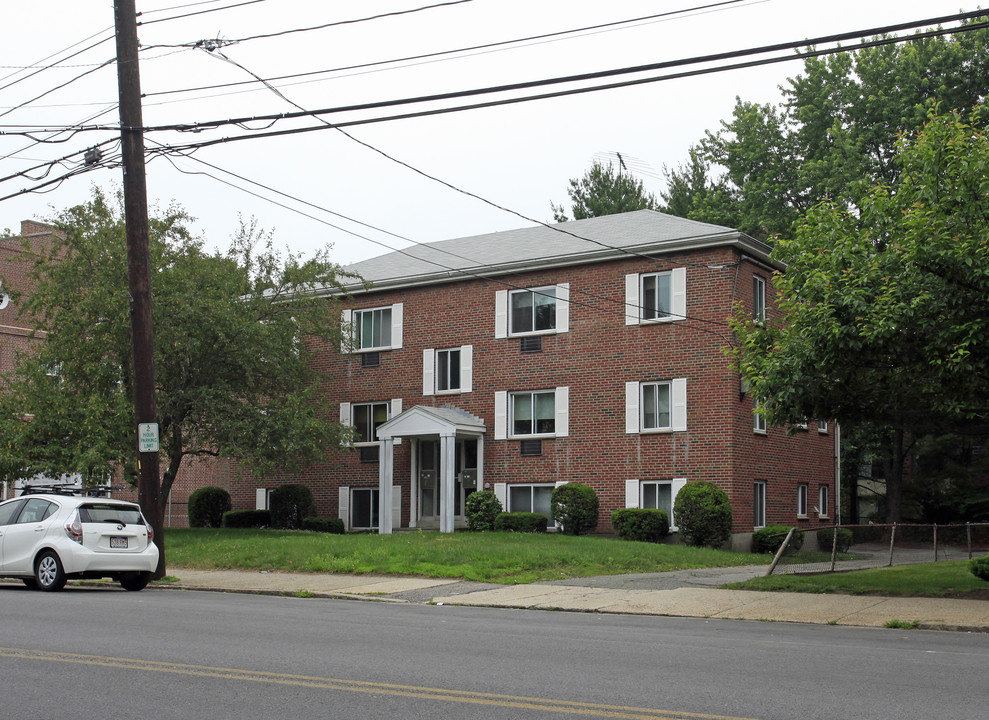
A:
163,528,768,584
726,560,988,598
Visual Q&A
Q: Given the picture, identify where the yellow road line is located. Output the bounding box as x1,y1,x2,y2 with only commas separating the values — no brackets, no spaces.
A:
0,646,760,720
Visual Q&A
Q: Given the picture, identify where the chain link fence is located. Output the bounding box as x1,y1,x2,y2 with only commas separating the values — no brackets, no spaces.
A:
766,523,989,575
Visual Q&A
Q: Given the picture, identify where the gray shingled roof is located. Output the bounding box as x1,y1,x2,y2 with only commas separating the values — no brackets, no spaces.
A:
337,210,769,294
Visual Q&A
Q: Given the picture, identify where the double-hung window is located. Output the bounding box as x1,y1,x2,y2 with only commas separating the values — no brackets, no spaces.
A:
350,488,379,530
494,284,569,338
494,388,569,440
625,379,687,433
339,399,402,462
642,272,673,320
754,481,766,529
356,307,391,350
641,382,671,431
818,485,829,518
797,483,808,517
753,276,766,322
512,287,555,334
508,484,554,521
511,391,556,436
341,303,403,352
625,478,687,531
625,268,686,324
753,398,767,434
422,346,473,395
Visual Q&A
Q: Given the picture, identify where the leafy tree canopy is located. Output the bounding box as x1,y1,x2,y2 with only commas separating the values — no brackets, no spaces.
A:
730,107,989,520
552,159,660,222
664,20,989,241
0,189,351,506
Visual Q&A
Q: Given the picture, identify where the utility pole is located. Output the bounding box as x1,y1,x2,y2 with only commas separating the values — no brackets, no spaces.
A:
114,0,164,576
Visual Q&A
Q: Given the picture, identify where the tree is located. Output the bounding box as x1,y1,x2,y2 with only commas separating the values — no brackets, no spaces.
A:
551,160,660,222
730,108,989,523
0,190,351,567
666,20,989,241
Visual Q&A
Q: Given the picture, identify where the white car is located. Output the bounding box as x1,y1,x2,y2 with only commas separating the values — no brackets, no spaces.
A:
0,491,159,592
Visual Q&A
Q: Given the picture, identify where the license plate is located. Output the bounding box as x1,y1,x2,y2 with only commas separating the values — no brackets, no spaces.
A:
110,537,128,549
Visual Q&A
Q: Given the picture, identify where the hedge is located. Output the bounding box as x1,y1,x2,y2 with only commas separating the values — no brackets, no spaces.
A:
222,509,271,528
187,486,232,528
551,483,599,535
269,484,316,529
465,490,503,531
752,525,804,555
816,527,853,553
611,508,670,542
302,516,345,534
494,512,548,533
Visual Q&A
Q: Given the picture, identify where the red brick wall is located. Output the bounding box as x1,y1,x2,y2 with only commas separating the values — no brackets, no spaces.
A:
236,246,833,538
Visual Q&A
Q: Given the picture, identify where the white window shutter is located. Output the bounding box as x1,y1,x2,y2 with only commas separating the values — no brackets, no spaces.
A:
339,402,352,446
392,485,401,529
625,381,640,433
460,345,473,393
625,273,639,325
494,391,507,440
422,349,435,396
255,488,269,510
671,267,686,321
555,386,569,437
670,478,687,531
391,398,403,444
338,487,350,531
625,479,640,508
493,482,507,510
340,309,352,353
494,290,508,338
390,303,403,349
555,283,570,333
672,378,687,431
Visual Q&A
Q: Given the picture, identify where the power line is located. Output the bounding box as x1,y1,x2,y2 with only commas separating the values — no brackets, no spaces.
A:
143,0,475,48
138,10,988,136
141,0,751,101
139,0,269,25
151,144,735,339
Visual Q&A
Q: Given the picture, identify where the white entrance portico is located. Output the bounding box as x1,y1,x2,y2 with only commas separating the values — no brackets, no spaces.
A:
375,405,485,534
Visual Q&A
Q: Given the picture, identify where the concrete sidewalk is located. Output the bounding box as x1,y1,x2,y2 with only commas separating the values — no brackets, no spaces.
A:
164,567,989,632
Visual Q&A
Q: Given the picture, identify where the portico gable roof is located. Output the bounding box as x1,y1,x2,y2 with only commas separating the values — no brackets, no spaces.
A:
376,405,485,441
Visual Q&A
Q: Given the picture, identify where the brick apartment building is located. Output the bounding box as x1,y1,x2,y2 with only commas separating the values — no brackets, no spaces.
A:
242,210,836,549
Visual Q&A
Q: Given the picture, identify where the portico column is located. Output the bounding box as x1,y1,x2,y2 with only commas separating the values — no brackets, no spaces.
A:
378,438,394,535
439,432,456,533
476,433,484,495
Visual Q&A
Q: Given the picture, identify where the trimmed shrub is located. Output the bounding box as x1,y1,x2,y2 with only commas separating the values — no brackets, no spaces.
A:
969,555,989,582
302,516,345,534
222,509,271,528
465,490,503,531
611,508,670,543
816,527,853,553
551,482,599,535
673,481,733,548
494,512,548,533
269,484,316,529
752,525,804,555
187,486,232,528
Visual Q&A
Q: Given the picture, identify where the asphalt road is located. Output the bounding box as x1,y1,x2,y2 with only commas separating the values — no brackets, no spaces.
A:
1,585,986,719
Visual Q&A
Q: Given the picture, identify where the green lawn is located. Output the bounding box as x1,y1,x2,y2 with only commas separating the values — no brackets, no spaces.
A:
726,559,989,599
162,528,768,584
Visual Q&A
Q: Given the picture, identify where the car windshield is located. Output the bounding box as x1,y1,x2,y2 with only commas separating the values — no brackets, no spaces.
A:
78,503,144,525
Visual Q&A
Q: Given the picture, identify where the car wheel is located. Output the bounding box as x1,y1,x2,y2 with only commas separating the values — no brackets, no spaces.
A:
119,572,151,592
22,578,38,590
35,551,66,592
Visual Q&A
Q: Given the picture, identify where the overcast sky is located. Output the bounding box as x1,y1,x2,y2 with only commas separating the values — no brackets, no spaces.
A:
1,0,978,265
